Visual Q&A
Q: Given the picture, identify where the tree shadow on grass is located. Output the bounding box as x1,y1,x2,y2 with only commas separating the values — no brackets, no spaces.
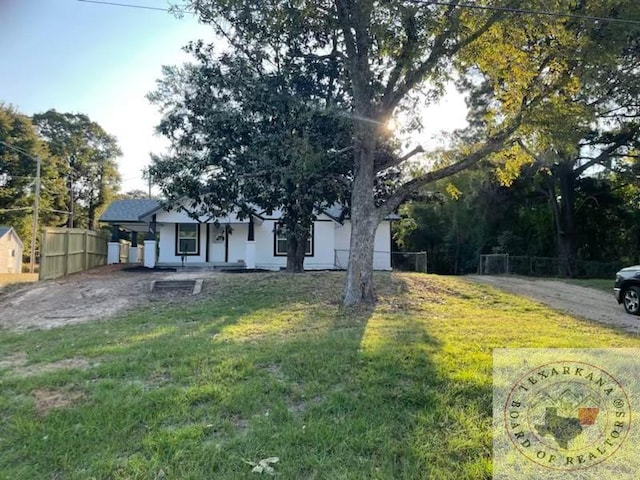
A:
0,272,493,479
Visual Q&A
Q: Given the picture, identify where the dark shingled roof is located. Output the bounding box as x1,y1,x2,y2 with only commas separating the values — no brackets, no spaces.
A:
99,199,160,222
99,199,400,224
0,226,11,239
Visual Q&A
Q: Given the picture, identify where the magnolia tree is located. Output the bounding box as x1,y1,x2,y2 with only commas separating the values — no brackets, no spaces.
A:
148,41,354,272
175,0,638,303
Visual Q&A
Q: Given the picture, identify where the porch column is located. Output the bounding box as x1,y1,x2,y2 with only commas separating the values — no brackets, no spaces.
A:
107,224,120,264
143,215,157,268
245,216,256,268
144,240,156,268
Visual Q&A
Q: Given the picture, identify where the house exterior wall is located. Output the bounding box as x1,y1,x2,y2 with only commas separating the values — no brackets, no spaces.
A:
0,231,23,274
252,218,336,270
150,204,392,271
157,223,208,264
334,220,392,270
228,224,248,263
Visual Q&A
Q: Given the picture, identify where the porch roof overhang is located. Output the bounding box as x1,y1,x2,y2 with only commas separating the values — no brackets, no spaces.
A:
109,222,150,233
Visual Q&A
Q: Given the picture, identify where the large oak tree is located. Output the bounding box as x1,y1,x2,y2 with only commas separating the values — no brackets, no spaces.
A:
179,0,638,303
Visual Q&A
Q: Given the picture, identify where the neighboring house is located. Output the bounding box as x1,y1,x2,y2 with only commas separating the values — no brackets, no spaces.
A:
0,226,24,274
99,199,396,270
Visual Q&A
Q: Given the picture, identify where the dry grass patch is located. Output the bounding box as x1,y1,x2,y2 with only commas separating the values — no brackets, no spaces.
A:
0,352,91,377
32,388,85,416
0,273,38,287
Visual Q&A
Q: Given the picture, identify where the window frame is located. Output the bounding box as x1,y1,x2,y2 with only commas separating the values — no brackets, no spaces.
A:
175,223,201,256
273,222,314,257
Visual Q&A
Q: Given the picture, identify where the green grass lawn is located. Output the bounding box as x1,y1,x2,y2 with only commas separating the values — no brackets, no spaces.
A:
1,272,638,479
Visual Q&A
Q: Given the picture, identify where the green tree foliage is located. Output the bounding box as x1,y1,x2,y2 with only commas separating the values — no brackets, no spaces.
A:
148,41,353,272
119,189,150,200
32,110,122,229
395,165,640,276
470,1,640,276
0,104,67,252
181,0,638,303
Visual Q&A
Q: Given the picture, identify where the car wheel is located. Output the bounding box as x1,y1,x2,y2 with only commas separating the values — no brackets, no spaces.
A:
623,286,640,315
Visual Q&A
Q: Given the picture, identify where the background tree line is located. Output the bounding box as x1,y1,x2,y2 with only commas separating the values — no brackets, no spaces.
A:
394,161,640,276
0,104,122,257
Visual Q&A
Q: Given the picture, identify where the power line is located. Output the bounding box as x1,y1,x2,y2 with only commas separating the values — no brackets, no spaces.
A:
77,0,640,26
0,140,39,160
76,0,191,14
412,1,640,26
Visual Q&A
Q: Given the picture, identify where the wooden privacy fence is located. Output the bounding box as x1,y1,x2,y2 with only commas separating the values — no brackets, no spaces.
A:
39,228,109,280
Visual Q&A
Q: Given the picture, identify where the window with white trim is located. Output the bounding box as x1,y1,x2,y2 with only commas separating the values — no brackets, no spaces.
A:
176,223,200,255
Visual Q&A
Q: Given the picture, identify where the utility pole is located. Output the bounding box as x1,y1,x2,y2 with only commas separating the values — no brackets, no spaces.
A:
30,156,41,273
68,172,74,228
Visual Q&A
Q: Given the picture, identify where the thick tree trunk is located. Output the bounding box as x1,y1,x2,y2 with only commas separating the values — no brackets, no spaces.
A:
343,135,380,305
88,200,96,231
286,232,306,273
557,165,577,277
547,162,577,277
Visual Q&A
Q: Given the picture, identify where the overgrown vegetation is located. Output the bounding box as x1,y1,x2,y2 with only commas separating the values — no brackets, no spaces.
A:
395,167,640,276
1,272,638,478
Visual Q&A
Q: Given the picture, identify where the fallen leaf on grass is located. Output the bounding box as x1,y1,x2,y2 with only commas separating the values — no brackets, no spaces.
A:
243,457,280,475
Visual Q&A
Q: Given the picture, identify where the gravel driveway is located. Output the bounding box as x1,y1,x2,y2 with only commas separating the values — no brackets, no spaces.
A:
467,275,640,334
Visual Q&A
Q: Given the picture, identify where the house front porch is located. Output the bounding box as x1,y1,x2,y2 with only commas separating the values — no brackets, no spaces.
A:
156,260,247,271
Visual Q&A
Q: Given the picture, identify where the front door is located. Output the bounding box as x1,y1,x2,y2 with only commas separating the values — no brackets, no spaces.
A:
209,225,227,262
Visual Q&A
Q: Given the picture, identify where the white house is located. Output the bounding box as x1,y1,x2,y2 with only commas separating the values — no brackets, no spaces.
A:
0,226,24,274
99,199,396,270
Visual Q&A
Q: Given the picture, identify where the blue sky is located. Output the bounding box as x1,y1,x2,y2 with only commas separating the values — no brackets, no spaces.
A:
0,0,214,193
0,0,467,194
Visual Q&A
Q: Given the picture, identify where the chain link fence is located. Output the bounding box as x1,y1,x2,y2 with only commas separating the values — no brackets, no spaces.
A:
479,254,622,278
334,250,426,272
391,251,427,273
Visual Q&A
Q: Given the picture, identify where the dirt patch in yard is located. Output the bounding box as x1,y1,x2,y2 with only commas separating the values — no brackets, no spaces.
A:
0,265,223,331
0,352,92,377
32,388,85,416
467,275,640,334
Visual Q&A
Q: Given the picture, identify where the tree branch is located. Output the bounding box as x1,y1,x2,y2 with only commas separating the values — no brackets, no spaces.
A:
375,145,425,172
574,127,639,176
378,115,523,217
381,5,503,115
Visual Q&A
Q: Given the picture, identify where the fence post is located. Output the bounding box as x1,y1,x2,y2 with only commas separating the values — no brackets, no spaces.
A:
39,229,47,281
423,251,427,273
